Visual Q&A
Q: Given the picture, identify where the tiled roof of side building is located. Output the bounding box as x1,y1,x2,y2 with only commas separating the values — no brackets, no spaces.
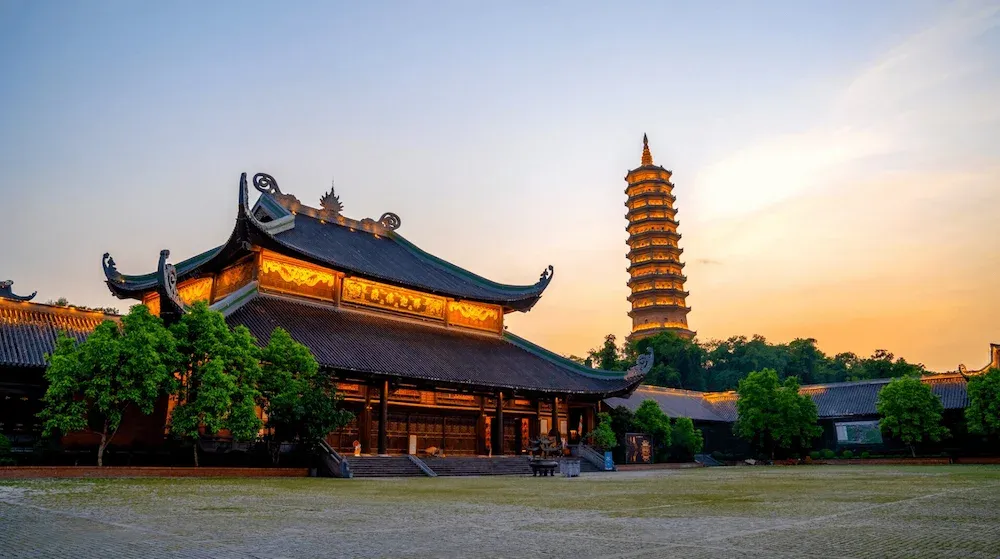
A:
0,299,115,367
225,295,641,396
606,374,971,423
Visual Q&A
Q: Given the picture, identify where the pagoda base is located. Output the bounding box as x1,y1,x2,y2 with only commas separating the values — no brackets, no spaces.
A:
628,327,696,342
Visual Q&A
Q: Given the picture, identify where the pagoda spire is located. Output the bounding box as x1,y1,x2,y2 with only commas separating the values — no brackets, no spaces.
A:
641,133,653,166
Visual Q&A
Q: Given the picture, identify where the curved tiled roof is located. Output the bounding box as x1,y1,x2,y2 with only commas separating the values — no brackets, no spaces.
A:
225,295,638,396
607,374,973,423
0,300,115,367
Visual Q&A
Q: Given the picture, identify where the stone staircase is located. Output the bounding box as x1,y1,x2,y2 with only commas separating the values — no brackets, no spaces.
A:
423,456,534,476
345,456,428,478
579,459,603,473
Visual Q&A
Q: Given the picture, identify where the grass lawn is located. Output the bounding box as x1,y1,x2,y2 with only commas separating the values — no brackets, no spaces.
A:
2,466,998,558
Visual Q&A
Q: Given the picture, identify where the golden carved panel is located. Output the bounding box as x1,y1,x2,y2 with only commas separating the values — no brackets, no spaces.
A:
178,277,213,306
341,277,445,320
447,301,502,332
142,294,161,317
215,260,255,301
259,254,336,300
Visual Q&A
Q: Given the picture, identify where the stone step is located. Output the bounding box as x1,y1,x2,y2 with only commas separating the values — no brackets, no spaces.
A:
423,457,533,476
346,456,427,478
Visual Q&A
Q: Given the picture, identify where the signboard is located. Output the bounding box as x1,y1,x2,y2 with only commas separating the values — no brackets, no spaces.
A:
603,451,614,471
625,432,653,464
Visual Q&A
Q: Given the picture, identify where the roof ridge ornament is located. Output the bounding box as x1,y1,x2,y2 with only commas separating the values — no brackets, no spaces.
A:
538,265,554,286
102,253,124,284
253,172,302,213
0,280,37,302
320,179,344,216
626,347,654,380
157,249,186,322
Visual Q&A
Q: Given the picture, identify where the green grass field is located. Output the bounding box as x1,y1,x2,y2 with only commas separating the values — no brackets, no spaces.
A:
2,466,998,558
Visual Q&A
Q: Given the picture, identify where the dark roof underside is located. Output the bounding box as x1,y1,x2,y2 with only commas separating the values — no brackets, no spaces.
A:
225,296,635,396
0,305,109,367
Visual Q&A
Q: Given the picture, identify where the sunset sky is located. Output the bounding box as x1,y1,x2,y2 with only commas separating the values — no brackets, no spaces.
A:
1,1,997,372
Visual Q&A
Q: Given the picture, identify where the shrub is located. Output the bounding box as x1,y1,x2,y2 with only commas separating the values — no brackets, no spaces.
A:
860,451,871,459
809,450,820,460
0,434,13,465
822,449,835,459
841,450,854,459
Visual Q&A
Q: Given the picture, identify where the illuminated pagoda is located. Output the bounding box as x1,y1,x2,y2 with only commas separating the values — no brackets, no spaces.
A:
625,135,694,340
103,173,648,457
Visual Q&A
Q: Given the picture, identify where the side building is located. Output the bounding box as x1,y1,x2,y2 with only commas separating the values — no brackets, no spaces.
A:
101,172,648,456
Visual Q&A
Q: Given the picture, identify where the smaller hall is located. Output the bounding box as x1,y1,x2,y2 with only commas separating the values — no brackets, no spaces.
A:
97,172,648,456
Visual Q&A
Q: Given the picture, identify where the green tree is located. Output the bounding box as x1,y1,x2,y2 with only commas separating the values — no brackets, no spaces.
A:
38,305,177,466
669,417,704,461
0,434,14,465
628,331,707,390
588,334,625,371
607,405,636,463
734,369,821,459
632,399,672,461
586,412,617,450
966,368,1000,437
876,376,949,457
169,302,263,466
259,327,352,463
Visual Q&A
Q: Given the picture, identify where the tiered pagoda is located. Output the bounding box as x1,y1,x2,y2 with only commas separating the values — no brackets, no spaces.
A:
625,135,694,340
102,173,649,456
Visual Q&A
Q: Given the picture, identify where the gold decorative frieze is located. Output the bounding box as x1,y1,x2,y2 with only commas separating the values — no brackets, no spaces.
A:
259,252,336,300
436,393,477,407
143,294,161,317
336,383,363,397
341,277,446,320
214,260,255,300
447,300,502,332
178,277,213,306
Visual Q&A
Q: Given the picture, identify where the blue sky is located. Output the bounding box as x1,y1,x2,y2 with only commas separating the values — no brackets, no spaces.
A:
2,1,998,370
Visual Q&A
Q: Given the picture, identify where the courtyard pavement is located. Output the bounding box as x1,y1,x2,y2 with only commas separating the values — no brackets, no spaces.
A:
2,466,999,558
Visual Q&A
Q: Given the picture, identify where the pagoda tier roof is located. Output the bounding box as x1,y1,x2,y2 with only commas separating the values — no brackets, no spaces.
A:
225,294,646,397
607,373,974,423
104,173,553,312
0,298,116,368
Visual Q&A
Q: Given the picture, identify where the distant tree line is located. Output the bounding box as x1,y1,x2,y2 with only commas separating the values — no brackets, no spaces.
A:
574,332,929,391
38,302,352,467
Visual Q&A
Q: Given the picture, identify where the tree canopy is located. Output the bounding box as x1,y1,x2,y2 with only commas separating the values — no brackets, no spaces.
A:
582,332,929,392
632,399,672,461
965,368,1000,437
734,369,821,459
169,301,263,466
876,376,950,457
39,305,177,466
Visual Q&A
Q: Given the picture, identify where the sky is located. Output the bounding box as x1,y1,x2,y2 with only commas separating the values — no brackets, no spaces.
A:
1,1,998,372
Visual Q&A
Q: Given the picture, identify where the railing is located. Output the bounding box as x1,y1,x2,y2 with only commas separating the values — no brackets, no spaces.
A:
407,455,437,477
317,439,352,478
579,444,614,471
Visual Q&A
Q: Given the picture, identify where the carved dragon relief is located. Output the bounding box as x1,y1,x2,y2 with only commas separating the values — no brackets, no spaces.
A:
625,348,654,380
0,280,36,302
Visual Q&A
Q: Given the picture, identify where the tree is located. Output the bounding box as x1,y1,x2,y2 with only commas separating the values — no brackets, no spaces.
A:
607,405,636,463
669,417,704,461
628,332,707,390
632,399,672,461
258,327,353,463
586,412,617,450
734,369,821,459
965,368,1000,437
169,302,263,466
588,334,626,371
38,305,177,466
876,376,949,457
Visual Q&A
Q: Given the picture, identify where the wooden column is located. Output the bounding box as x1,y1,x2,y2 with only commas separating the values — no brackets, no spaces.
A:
551,396,560,442
493,392,504,456
477,397,487,455
378,379,389,455
361,386,372,454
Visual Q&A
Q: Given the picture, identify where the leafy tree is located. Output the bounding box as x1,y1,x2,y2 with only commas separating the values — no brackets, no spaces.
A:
669,417,703,461
588,334,626,371
628,332,707,390
965,368,1000,437
0,434,14,465
586,412,617,450
876,376,949,457
38,305,177,466
632,399,672,461
607,405,636,462
169,302,263,466
258,327,353,463
734,369,820,459
45,297,119,315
